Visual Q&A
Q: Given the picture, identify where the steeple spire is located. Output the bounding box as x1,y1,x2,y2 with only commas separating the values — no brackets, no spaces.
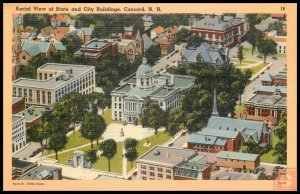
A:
212,88,219,117
136,29,142,41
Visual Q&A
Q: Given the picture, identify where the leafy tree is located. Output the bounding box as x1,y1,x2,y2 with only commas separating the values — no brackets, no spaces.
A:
245,14,259,29
124,138,139,168
26,124,47,153
124,138,139,150
237,46,244,65
16,65,36,79
187,35,204,48
257,172,268,180
125,147,138,168
81,112,107,148
140,101,167,135
273,112,287,164
167,107,186,136
48,131,68,161
257,39,277,62
268,22,286,36
176,28,190,44
59,93,89,134
246,28,263,56
85,150,98,164
99,139,117,172
145,45,161,66
61,36,83,54
23,14,51,34
240,139,262,154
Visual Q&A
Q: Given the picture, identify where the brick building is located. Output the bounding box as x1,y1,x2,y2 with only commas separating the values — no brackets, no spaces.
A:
190,14,245,47
13,158,62,180
74,38,118,61
137,145,210,180
244,65,287,124
12,96,25,114
154,37,175,57
17,106,51,129
216,151,260,171
123,26,136,40
187,89,272,153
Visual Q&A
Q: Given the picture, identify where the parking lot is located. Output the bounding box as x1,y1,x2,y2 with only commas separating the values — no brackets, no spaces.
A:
211,168,258,180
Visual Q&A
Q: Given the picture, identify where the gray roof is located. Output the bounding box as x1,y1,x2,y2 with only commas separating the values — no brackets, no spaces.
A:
261,73,273,82
17,106,50,122
188,115,268,145
12,157,34,169
13,63,94,89
142,33,157,52
12,115,24,124
182,42,226,65
255,16,277,31
18,165,61,180
78,27,94,36
82,38,109,49
216,151,259,162
192,16,243,31
254,85,286,94
174,154,209,179
247,94,286,108
13,96,23,104
112,71,195,100
138,145,197,167
21,41,66,57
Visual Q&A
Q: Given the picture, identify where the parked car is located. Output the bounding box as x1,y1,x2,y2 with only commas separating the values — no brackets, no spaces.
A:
261,71,264,74
267,66,271,70
272,56,278,60
273,166,284,171
257,55,263,58
30,148,42,157
168,143,174,147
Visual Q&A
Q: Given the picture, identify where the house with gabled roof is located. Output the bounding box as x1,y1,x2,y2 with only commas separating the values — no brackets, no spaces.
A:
180,42,229,67
150,26,165,39
187,89,272,153
123,29,144,62
50,14,72,28
18,41,66,65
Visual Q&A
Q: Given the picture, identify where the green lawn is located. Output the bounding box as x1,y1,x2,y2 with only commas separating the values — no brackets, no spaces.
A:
243,47,260,55
92,142,123,174
103,108,124,125
118,45,125,53
48,141,124,174
126,131,172,172
49,143,96,165
241,62,269,76
231,59,256,64
260,132,279,163
273,53,286,58
40,131,99,157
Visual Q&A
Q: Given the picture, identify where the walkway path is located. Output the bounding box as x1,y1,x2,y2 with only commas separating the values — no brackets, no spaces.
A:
122,145,127,177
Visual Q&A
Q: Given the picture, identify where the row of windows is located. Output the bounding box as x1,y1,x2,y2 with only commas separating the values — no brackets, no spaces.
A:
13,141,26,153
141,165,171,174
114,97,122,102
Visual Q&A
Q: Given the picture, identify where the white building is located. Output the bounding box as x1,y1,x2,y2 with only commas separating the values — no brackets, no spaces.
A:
13,63,96,107
265,30,286,54
111,58,195,123
12,115,26,154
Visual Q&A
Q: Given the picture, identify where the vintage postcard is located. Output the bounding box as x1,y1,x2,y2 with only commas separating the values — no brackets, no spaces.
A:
3,3,297,191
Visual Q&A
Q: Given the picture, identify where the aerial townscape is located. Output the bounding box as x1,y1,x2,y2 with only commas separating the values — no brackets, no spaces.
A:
12,13,287,181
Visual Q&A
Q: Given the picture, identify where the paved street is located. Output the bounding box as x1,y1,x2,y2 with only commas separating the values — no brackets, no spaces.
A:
229,43,286,104
152,43,185,73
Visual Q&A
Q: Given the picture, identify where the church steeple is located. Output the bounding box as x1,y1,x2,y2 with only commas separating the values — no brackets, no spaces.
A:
136,29,142,41
212,88,219,117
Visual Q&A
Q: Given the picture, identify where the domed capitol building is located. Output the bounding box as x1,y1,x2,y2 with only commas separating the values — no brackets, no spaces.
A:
111,57,195,123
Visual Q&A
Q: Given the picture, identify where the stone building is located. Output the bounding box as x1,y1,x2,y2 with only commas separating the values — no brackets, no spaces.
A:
123,30,144,62
111,57,195,123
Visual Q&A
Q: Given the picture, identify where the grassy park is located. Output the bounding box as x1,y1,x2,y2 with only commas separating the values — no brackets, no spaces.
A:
260,132,279,163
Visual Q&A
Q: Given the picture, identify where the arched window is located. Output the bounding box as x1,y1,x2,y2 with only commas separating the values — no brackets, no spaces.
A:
22,55,26,61
128,49,133,55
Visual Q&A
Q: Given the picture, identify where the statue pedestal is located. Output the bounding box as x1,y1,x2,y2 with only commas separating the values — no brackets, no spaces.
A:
143,142,151,147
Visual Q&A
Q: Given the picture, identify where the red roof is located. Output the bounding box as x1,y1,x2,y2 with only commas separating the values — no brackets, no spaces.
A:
154,38,173,45
50,14,69,22
271,13,285,18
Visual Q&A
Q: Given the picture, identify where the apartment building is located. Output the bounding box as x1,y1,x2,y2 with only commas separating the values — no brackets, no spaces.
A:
12,115,26,154
137,145,210,180
13,63,95,107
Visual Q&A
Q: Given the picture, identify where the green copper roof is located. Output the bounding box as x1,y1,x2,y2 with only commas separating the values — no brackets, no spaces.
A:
216,151,259,162
127,84,162,98
17,106,49,122
254,85,286,94
150,87,176,97
136,58,153,77
21,41,66,57
261,73,273,82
